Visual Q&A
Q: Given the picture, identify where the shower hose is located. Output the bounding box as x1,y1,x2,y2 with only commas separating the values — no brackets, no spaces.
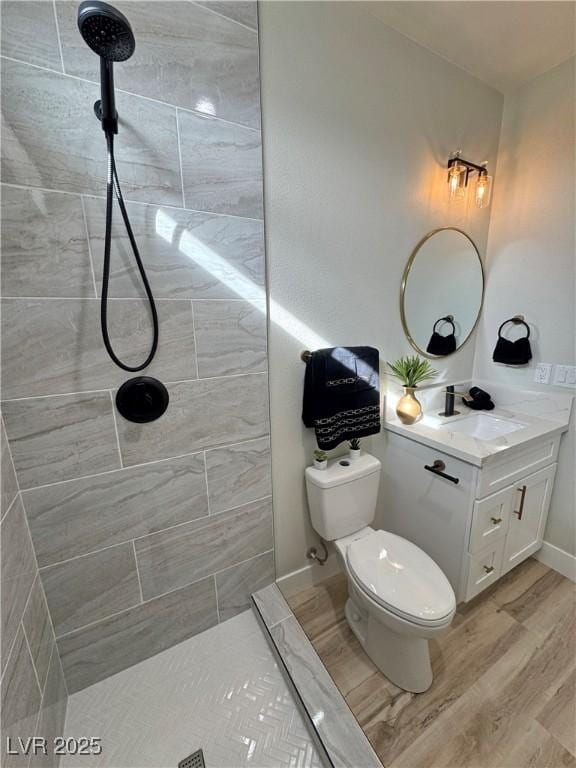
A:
102,132,159,371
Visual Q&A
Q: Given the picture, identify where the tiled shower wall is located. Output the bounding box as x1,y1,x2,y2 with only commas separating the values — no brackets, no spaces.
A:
1,0,273,696
1,427,68,767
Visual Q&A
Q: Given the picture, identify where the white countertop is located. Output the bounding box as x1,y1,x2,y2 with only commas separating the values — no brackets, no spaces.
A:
383,381,573,467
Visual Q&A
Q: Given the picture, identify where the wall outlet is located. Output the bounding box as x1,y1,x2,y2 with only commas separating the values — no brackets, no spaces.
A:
533,363,552,384
554,365,576,388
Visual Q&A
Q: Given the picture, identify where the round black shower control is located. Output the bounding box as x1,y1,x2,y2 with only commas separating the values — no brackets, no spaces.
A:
115,377,169,423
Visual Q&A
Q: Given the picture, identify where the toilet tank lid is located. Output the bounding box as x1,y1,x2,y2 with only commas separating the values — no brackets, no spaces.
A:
305,454,381,489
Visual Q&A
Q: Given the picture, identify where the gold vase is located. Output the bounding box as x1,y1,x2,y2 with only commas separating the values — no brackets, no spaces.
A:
396,386,422,425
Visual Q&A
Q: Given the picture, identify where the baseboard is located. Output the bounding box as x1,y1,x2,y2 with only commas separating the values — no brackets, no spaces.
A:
276,555,342,598
536,541,576,582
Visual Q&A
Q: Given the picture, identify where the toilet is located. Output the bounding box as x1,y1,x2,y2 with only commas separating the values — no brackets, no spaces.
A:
305,452,455,693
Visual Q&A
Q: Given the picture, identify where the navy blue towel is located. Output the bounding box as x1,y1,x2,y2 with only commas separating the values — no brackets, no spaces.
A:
302,347,381,450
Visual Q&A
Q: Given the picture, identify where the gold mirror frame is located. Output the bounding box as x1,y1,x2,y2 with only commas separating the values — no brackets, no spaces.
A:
400,227,485,359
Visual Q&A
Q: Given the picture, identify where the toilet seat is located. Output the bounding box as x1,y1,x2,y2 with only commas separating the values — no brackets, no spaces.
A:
346,530,456,627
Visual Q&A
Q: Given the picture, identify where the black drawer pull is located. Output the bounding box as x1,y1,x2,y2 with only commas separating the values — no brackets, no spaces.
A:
424,460,460,484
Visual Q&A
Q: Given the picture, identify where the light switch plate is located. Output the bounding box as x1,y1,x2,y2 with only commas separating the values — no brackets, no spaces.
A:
554,365,576,388
534,363,552,384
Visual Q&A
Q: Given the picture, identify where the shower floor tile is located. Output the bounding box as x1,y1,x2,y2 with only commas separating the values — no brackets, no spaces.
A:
61,611,322,768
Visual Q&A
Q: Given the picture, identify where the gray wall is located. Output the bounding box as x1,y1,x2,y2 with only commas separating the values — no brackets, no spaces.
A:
1,423,68,767
1,0,272,695
473,58,576,556
259,1,503,578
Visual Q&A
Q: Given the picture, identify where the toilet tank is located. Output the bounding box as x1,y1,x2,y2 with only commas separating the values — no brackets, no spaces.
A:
305,454,382,541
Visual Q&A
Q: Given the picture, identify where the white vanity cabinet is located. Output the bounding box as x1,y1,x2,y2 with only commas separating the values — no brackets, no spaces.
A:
379,431,560,603
501,464,556,575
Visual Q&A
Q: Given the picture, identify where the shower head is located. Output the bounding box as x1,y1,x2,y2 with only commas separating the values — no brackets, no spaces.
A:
77,1,135,62
77,1,135,135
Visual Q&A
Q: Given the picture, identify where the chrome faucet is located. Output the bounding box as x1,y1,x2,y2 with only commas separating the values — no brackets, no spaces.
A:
439,385,470,417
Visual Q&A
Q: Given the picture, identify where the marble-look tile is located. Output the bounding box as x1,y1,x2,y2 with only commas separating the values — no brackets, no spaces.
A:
205,436,271,513
198,1,258,30
179,110,263,218
84,197,266,300
116,373,269,466
1,59,181,205
30,651,68,768
252,583,293,629
23,454,208,567
41,543,141,636
0,186,94,298
216,550,274,621
1,418,19,518
1,496,37,675
135,497,273,599
2,393,120,489
194,299,267,377
269,617,382,768
1,626,42,768
1,298,197,399
0,1,62,70
22,577,55,693
56,1,260,129
57,576,218,692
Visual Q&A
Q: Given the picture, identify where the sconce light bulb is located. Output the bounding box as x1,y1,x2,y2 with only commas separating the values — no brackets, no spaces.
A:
448,162,466,200
449,170,459,194
475,173,492,208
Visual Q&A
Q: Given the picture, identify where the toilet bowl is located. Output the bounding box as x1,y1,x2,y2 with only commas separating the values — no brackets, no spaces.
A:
305,453,455,693
335,527,455,692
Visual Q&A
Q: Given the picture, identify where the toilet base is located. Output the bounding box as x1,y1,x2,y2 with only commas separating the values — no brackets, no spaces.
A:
345,597,433,693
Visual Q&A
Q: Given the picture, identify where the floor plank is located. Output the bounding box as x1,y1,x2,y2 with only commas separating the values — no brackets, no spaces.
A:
494,721,576,768
516,575,576,644
289,572,347,641
363,598,528,764
310,618,377,697
536,669,576,757
499,567,570,623
285,559,576,768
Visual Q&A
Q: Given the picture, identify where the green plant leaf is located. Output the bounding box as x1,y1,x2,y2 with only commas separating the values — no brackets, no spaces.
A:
387,356,438,388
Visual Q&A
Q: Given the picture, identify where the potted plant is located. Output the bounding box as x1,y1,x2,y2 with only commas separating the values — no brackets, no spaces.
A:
348,438,361,461
388,356,437,425
313,449,328,469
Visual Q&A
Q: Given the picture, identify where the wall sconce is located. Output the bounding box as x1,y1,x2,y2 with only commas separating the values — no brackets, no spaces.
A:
447,151,492,208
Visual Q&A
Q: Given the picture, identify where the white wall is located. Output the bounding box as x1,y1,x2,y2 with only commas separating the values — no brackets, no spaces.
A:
259,1,503,577
473,58,576,556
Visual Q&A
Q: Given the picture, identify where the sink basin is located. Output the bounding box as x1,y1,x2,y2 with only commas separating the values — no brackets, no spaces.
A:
438,413,528,441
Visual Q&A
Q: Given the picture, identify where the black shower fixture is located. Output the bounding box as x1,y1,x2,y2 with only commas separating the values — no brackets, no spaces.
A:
78,2,166,422
116,377,169,423
78,0,135,136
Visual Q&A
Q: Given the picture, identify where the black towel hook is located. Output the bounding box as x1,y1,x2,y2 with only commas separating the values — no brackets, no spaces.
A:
498,316,530,339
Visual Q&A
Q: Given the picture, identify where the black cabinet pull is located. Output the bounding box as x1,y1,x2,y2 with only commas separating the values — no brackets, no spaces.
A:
424,460,459,484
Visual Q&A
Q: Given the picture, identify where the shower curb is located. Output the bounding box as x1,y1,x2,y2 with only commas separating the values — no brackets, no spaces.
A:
251,584,382,768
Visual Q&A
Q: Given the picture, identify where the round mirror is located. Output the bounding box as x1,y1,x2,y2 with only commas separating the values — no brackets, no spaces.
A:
400,228,484,357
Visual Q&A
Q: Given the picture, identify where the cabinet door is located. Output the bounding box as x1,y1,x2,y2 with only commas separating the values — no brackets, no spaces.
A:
501,464,557,575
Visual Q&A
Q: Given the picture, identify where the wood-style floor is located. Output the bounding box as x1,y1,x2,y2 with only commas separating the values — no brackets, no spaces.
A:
286,558,576,768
